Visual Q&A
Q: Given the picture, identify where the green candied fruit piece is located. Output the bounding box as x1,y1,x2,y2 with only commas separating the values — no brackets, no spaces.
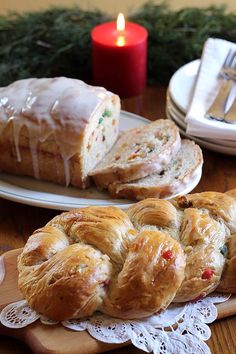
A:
102,110,111,117
98,117,103,125
148,147,155,153
219,245,228,256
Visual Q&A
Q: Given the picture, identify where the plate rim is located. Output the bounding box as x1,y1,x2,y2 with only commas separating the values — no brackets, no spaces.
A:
166,111,236,155
166,100,236,148
168,59,200,113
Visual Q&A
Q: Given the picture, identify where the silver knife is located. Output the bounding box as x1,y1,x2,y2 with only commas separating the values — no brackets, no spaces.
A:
206,49,236,121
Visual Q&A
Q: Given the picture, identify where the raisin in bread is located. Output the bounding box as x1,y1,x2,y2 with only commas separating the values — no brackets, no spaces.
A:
108,140,203,200
89,119,181,188
0,77,120,188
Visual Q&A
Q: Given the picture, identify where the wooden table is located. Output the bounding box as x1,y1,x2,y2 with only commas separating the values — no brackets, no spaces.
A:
0,86,236,354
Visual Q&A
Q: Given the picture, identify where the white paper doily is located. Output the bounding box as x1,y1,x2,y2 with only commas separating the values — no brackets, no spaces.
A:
0,293,230,354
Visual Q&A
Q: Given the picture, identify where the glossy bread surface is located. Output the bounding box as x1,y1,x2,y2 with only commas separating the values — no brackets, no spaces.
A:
18,189,236,320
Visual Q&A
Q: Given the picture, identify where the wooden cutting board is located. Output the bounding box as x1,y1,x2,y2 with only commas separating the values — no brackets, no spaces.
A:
1,249,236,354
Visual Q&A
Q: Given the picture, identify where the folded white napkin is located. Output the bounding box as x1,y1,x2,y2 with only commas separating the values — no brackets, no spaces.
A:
186,38,236,140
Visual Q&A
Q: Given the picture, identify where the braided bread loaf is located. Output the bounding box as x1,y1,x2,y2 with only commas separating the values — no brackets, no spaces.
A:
18,190,236,321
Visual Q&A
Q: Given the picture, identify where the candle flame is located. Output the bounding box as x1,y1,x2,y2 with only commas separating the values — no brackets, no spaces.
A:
116,13,125,31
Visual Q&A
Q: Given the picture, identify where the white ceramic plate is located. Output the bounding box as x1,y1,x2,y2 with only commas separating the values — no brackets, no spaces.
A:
0,111,149,211
166,110,236,156
168,60,200,113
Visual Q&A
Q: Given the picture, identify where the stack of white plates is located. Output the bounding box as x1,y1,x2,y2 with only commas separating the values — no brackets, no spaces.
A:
166,60,236,155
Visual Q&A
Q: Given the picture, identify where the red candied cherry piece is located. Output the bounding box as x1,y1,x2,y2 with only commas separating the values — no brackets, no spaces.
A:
202,269,214,280
162,250,173,260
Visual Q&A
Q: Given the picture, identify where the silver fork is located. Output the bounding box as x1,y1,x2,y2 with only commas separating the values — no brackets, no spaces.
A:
205,49,236,121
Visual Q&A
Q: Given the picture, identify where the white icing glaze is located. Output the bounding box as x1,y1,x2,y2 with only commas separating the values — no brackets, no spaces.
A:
0,77,113,185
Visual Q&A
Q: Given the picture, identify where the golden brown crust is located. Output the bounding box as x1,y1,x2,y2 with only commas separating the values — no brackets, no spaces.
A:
127,198,180,241
18,206,137,320
174,191,236,232
174,208,226,302
102,230,185,318
19,226,69,267
108,183,175,200
18,189,236,321
19,244,113,320
47,206,135,265
127,198,178,229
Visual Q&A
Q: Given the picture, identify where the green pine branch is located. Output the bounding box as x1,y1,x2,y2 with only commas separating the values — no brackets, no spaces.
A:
0,3,235,86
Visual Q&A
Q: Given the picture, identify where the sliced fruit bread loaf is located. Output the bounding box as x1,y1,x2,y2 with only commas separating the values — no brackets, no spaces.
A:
89,119,181,188
108,139,203,200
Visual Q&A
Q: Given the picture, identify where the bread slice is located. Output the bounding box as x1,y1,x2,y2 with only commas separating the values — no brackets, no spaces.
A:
89,119,181,188
107,140,203,200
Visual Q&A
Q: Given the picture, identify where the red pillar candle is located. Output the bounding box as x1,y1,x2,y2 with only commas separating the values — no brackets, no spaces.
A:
91,14,148,98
